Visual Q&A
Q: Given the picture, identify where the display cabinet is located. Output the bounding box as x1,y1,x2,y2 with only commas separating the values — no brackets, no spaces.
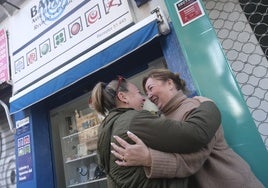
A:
60,108,107,187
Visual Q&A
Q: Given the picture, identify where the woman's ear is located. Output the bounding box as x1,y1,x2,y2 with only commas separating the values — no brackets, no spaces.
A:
167,79,174,90
117,92,128,104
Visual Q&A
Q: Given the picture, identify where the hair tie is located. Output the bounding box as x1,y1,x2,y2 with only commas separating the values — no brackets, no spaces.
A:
103,83,108,89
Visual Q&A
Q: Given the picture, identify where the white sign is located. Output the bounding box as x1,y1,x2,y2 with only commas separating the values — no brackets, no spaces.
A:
16,117,30,129
10,0,133,93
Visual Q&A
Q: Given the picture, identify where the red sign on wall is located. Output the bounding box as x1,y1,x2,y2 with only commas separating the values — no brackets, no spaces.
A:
175,0,204,26
0,29,10,84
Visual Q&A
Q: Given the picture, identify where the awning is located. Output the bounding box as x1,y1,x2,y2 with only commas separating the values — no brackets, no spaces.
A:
9,14,161,114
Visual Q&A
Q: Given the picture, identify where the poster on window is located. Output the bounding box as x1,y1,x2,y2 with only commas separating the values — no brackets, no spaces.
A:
174,0,205,26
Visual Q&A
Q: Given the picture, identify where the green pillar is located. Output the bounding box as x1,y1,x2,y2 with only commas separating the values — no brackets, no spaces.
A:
164,0,268,186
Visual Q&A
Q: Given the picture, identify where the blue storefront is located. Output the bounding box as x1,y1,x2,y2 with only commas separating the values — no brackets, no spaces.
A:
5,0,268,187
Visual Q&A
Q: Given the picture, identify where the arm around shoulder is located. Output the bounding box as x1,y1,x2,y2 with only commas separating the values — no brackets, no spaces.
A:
129,101,221,153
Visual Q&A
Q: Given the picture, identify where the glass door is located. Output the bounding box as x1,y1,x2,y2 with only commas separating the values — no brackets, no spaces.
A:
50,93,107,188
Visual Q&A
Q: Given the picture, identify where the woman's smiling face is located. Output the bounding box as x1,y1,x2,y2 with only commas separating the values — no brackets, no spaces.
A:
144,77,173,110
123,82,146,110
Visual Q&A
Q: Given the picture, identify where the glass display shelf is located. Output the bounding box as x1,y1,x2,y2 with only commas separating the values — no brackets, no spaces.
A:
64,151,106,188
68,177,107,188
65,151,97,164
60,108,106,187
50,93,107,187
62,125,98,140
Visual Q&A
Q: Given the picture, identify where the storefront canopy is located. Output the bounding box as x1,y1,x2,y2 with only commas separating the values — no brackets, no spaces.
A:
9,14,161,114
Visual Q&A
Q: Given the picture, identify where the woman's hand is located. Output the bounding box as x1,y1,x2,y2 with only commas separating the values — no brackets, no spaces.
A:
111,131,152,167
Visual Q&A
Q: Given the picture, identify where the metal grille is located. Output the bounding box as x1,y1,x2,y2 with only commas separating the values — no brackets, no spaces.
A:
203,0,268,149
239,0,268,58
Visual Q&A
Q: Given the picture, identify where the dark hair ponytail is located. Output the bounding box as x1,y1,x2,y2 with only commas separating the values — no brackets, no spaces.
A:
91,78,128,116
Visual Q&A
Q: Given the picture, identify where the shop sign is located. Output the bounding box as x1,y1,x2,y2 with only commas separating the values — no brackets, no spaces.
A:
16,116,30,134
0,29,10,84
16,117,33,182
174,0,205,26
10,0,133,93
